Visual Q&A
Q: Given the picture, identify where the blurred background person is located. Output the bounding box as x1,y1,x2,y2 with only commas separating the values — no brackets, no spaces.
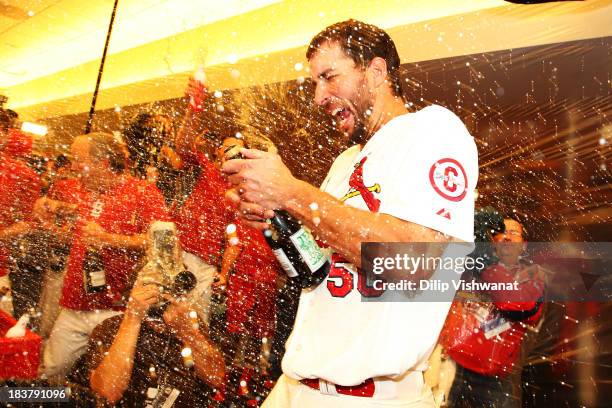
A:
0,109,42,319
35,153,76,338
443,215,545,408
122,112,187,207
39,132,169,381
174,78,280,404
210,137,280,404
76,270,225,407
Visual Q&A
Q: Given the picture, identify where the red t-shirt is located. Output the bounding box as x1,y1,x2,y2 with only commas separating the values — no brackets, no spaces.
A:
0,153,41,277
48,177,86,204
481,263,544,321
58,177,169,311
174,153,234,266
234,220,279,284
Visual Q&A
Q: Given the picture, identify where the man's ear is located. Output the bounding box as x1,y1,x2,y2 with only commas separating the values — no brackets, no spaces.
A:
367,57,388,89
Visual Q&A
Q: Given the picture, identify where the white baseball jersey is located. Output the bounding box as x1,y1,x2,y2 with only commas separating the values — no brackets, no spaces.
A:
281,105,479,386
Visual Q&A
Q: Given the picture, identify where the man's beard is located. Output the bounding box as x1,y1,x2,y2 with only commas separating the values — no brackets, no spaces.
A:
348,82,374,146
348,121,369,146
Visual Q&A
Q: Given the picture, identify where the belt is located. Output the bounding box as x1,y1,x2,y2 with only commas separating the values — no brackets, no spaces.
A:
300,378,375,398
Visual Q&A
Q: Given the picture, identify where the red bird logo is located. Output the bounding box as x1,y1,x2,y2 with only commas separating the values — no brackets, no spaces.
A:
341,157,381,212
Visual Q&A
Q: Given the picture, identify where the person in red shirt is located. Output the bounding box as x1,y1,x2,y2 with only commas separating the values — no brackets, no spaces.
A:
483,218,544,318
446,217,545,408
39,132,168,380
0,117,41,315
174,81,279,401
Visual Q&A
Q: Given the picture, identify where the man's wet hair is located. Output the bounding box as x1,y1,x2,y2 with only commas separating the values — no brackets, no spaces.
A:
306,19,404,100
122,112,174,178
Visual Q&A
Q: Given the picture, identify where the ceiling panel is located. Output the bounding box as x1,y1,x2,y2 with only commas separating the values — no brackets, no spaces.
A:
0,0,282,88
53,0,114,24
0,0,60,30
1,0,611,120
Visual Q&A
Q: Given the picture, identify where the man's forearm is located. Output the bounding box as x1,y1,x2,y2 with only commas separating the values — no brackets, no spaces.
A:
284,180,449,268
90,313,142,403
177,329,225,388
176,108,207,159
102,232,147,249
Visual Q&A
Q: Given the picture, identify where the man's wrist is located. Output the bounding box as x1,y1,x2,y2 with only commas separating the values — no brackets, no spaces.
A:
283,179,315,218
281,178,308,212
124,308,146,323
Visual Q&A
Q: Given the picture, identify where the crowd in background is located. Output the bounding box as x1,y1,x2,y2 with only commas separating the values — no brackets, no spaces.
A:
0,91,295,407
0,79,598,407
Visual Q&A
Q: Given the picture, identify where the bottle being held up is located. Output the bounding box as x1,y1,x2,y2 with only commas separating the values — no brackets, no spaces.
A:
223,135,329,289
189,65,207,112
82,247,106,293
263,210,329,289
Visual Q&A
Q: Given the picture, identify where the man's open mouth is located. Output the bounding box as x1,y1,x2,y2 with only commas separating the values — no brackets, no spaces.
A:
331,107,353,132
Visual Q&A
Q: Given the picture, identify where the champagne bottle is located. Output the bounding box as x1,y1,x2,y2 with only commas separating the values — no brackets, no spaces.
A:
83,248,106,293
263,210,329,289
148,221,182,287
223,139,328,288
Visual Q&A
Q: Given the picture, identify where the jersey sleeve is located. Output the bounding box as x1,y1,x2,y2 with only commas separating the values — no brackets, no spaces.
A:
378,106,478,241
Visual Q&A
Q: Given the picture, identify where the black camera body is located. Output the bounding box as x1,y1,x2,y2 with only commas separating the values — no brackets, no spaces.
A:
148,269,197,319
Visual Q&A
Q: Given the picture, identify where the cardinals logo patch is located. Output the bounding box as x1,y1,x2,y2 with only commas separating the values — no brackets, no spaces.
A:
429,158,468,202
341,157,381,212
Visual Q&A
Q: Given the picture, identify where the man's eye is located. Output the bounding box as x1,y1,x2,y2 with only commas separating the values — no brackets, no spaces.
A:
322,73,336,81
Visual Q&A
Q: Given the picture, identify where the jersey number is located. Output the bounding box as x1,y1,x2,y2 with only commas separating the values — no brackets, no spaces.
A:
327,253,384,298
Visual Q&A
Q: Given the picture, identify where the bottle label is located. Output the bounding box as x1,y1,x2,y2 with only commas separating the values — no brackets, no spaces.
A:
289,228,326,273
89,270,106,288
272,248,299,278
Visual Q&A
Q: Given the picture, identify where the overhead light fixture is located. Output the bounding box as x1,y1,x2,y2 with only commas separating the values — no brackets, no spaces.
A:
21,121,48,136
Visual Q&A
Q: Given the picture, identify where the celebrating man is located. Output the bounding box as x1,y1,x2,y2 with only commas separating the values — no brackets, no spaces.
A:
223,20,479,407
41,132,168,379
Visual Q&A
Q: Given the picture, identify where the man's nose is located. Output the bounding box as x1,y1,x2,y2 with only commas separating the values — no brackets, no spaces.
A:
313,83,330,107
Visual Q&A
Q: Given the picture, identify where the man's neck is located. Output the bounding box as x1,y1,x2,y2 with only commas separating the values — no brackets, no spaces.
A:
364,93,408,142
499,257,520,267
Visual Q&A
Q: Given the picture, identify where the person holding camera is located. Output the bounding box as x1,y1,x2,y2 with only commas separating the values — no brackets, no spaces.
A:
82,272,225,407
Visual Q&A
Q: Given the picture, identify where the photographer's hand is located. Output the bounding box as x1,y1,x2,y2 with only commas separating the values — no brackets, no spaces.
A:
126,279,161,319
91,279,159,403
